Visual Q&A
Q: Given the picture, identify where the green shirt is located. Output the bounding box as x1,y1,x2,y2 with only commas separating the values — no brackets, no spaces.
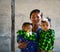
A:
17,30,37,41
38,29,55,52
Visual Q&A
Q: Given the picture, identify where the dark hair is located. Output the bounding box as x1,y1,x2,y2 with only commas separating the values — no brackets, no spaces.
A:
30,9,40,18
22,22,32,27
41,17,51,24
47,17,51,23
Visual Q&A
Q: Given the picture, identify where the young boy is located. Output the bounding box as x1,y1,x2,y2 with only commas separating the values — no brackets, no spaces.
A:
38,17,55,52
17,22,37,52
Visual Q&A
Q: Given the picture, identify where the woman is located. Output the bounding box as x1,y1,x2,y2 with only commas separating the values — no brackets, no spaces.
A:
30,9,42,52
17,9,43,52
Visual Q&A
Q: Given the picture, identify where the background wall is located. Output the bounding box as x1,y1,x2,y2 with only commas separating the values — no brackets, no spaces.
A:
0,0,60,52
0,0,11,52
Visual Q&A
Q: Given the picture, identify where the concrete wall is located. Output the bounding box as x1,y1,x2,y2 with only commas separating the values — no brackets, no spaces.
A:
0,0,60,52
0,0,11,52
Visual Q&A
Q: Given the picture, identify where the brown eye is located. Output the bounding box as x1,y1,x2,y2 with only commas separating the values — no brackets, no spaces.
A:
46,24,48,26
37,16,39,18
47,25,48,26
31,16,35,19
42,24,45,26
43,25,45,26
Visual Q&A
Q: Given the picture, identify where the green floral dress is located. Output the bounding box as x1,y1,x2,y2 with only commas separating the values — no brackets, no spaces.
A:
38,29,55,52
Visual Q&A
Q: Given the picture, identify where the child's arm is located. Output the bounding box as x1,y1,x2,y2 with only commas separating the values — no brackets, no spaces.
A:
17,34,28,49
50,29,55,47
16,30,25,43
17,30,29,49
47,29,55,50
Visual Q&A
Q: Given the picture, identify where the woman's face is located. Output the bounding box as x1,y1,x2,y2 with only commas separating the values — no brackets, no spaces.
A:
30,12,41,25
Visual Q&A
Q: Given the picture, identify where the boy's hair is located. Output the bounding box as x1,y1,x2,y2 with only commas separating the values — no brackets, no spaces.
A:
41,17,51,24
22,22,32,27
30,9,41,18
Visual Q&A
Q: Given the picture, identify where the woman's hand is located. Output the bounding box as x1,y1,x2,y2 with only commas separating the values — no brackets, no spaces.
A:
18,42,27,49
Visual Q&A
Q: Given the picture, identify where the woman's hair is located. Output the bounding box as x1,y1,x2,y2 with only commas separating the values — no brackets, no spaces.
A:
30,9,40,18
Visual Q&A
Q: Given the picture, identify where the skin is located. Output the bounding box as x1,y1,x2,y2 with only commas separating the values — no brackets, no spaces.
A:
22,25,32,32
30,12,41,25
18,41,27,49
30,12,41,32
41,21,51,31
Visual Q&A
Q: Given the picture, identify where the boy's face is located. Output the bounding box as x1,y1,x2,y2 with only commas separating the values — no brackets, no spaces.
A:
41,21,51,31
22,25,32,32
